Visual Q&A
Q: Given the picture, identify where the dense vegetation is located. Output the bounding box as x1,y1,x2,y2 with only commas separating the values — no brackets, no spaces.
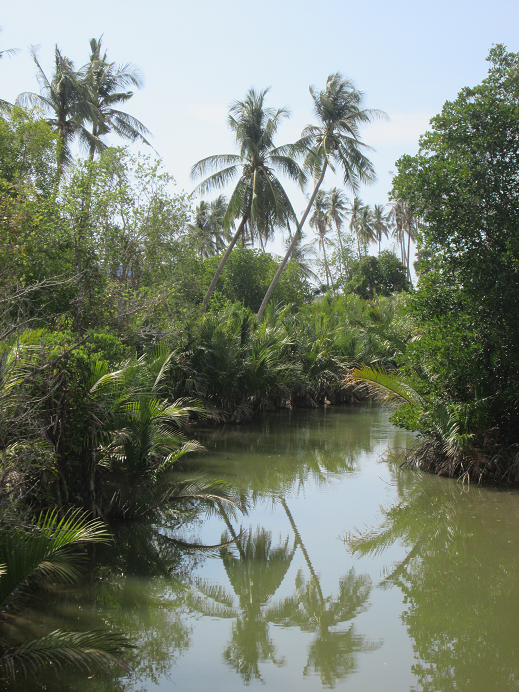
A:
2,31,518,684
355,45,519,483
0,38,415,682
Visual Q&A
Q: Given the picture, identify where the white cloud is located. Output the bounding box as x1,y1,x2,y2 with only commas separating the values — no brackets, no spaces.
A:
362,113,434,147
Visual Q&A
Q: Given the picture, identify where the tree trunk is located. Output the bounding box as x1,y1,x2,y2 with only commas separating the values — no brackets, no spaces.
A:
322,239,333,292
407,227,412,280
89,124,98,162
202,215,248,311
257,161,328,318
335,226,347,276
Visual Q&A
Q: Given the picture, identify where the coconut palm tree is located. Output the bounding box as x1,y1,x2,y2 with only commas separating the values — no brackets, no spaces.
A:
258,73,385,317
189,195,230,259
348,196,364,255
16,46,96,174
310,191,334,288
390,199,417,279
325,187,350,274
355,203,376,256
80,37,151,161
284,226,318,282
372,203,390,255
191,87,306,310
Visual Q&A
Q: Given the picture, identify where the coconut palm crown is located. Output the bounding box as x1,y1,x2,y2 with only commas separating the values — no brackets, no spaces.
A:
191,87,306,309
80,36,152,161
257,73,386,317
16,46,95,172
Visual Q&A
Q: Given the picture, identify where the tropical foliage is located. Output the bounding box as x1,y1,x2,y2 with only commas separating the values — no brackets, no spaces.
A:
191,87,305,309
0,509,131,681
383,44,519,482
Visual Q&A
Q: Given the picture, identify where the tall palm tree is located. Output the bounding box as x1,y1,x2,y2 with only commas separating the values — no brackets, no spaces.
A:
325,187,349,274
189,195,231,258
16,46,95,173
80,37,151,161
390,199,417,279
258,73,385,317
284,226,318,282
348,196,364,257
191,87,305,310
355,203,375,256
310,191,334,288
372,203,390,255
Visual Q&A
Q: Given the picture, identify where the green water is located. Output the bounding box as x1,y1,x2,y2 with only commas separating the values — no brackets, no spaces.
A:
11,405,519,691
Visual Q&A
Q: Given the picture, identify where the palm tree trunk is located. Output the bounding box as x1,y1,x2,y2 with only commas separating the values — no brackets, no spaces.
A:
280,497,325,605
407,228,412,280
322,240,332,292
257,161,328,318
202,215,248,311
89,125,98,161
335,226,347,276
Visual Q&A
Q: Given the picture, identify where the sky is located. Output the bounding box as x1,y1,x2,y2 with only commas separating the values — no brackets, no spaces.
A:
2,0,519,257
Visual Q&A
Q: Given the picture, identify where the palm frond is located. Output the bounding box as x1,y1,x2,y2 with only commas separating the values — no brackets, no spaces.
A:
0,629,132,680
0,508,110,608
349,365,423,406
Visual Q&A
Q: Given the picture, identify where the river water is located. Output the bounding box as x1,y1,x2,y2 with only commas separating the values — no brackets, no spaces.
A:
13,405,519,691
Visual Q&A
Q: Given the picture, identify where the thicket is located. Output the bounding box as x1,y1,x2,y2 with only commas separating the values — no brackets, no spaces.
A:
354,45,519,483
0,41,417,684
0,106,414,522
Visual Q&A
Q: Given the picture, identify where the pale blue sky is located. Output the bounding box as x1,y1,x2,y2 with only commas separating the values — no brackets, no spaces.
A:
2,0,518,254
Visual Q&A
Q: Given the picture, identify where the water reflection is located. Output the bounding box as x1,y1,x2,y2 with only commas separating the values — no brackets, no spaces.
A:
219,526,294,682
348,473,519,692
188,406,397,501
8,406,517,692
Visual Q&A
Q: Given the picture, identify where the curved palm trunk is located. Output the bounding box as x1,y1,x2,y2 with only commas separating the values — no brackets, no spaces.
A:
280,497,325,605
202,215,248,311
257,161,328,318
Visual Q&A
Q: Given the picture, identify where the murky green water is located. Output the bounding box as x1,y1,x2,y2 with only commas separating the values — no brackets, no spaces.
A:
11,405,519,691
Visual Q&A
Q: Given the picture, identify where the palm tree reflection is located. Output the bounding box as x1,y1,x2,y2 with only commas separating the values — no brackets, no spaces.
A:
219,525,295,683
192,499,378,687
265,498,378,687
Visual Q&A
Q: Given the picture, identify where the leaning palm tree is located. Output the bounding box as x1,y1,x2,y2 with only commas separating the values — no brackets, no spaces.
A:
80,36,152,161
191,87,306,310
16,46,96,174
258,73,385,317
